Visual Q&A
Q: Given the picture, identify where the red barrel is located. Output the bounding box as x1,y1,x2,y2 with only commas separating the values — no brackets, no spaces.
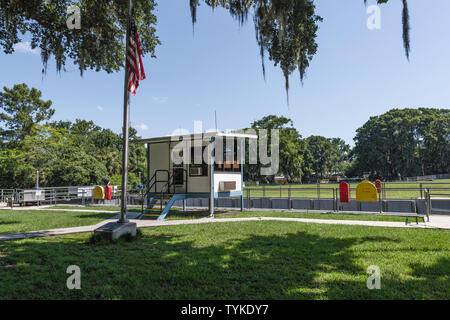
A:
339,182,350,203
104,185,112,200
375,179,382,194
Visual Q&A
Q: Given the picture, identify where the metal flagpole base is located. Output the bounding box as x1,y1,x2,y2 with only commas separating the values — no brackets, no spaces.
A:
94,221,137,242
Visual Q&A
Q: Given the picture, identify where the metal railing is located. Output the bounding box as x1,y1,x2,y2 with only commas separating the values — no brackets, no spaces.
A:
424,188,450,218
243,182,450,201
0,186,125,207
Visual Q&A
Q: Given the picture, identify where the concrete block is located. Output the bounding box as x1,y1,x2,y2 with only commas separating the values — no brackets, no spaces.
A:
338,201,358,212
385,200,415,213
317,199,334,211
360,201,381,212
94,222,137,241
430,199,450,215
252,198,262,208
291,199,310,210
217,198,233,208
272,198,290,209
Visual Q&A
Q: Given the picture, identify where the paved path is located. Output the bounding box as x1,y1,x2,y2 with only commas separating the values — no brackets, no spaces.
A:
0,205,120,214
0,221,110,241
1,214,448,242
133,216,450,230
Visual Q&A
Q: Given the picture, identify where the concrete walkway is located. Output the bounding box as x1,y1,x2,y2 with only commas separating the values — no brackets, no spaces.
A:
0,214,448,242
0,221,110,241
133,215,450,230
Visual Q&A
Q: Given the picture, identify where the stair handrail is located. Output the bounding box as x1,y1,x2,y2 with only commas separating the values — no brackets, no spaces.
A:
145,169,170,196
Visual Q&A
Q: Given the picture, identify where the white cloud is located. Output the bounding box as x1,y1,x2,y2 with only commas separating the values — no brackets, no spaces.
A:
96,105,104,111
137,123,149,131
152,96,168,104
13,42,39,54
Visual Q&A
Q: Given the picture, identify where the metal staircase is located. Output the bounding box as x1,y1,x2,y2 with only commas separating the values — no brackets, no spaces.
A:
141,192,174,220
139,169,186,220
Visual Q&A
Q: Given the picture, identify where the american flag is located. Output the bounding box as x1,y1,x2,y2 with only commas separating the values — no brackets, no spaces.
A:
127,19,146,95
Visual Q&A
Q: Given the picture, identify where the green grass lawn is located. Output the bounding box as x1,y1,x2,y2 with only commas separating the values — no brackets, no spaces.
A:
49,206,137,212
0,221,448,299
51,206,417,222
213,210,422,222
0,207,424,236
0,210,116,234
47,206,421,223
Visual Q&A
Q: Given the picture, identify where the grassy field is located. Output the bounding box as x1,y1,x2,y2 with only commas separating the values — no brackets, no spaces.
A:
0,210,116,234
0,208,417,236
47,206,417,222
244,179,450,199
49,206,137,212
0,221,448,299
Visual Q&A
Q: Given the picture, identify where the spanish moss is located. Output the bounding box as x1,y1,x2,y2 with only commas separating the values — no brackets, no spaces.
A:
190,0,321,105
402,0,410,60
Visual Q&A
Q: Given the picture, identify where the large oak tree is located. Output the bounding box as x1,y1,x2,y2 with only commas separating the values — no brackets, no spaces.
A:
0,0,410,101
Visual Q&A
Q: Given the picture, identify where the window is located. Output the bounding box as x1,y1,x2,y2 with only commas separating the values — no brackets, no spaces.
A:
189,146,208,177
215,138,241,173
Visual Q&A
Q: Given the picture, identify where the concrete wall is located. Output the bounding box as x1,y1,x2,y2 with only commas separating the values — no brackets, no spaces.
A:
171,197,450,214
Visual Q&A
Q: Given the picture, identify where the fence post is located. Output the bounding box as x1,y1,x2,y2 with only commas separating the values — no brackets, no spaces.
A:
425,188,431,222
332,188,336,212
288,186,291,209
317,183,320,210
317,183,320,200
420,183,423,199
247,188,250,209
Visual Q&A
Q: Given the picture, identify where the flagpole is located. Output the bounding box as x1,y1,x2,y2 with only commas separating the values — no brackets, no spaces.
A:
119,0,133,223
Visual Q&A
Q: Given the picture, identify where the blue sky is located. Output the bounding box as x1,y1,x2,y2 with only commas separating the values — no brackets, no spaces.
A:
1,0,449,145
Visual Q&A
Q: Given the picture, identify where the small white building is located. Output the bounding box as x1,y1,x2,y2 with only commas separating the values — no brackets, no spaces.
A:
132,131,257,219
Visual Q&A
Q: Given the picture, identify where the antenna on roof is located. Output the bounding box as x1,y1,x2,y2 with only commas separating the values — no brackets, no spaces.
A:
214,110,218,132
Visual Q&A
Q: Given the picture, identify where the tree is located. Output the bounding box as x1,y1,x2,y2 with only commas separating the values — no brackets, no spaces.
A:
303,135,333,182
191,0,409,101
0,124,67,188
353,108,449,180
0,148,36,188
0,83,54,146
1,1,410,101
249,115,305,183
0,106,148,188
328,138,351,176
44,145,108,186
0,0,160,74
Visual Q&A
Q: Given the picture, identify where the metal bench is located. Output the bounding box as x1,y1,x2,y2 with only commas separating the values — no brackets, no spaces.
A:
381,212,426,225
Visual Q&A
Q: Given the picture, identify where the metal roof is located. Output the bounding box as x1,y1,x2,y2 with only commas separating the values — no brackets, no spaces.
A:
131,131,258,145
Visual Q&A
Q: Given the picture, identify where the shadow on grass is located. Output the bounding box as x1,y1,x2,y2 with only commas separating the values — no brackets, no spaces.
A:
163,210,230,220
74,213,117,220
0,225,447,300
0,221,20,225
